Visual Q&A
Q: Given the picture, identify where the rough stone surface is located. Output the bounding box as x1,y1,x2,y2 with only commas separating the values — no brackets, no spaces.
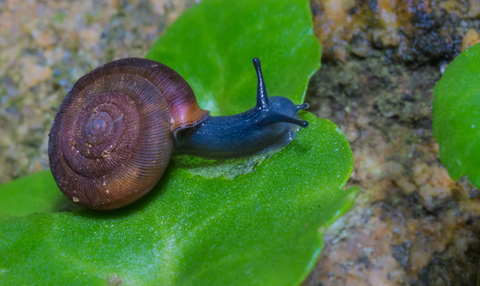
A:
303,0,480,285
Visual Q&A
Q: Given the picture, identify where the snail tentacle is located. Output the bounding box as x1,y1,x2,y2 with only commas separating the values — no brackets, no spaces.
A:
253,57,269,110
261,112,309,128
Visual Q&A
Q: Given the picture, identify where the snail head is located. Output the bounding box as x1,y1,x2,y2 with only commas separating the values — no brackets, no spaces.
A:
252,57,309,128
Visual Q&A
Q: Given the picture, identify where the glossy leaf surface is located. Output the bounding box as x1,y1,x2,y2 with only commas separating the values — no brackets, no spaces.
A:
433,43,480,187
146,0,320,116
0,171,76,217
0,114,356,285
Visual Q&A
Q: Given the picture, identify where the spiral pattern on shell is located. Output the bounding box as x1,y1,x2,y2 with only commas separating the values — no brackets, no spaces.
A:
48,58,208,210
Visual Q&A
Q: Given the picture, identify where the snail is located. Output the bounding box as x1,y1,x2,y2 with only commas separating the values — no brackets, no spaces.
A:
48,57,309,210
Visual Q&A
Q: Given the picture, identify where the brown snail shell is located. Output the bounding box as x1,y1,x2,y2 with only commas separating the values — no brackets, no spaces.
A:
48,58,208,210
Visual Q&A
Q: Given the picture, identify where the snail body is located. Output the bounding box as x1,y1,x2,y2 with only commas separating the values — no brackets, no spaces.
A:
48,57,308,210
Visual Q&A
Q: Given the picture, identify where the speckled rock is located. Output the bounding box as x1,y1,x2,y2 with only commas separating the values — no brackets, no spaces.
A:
303,0,480,285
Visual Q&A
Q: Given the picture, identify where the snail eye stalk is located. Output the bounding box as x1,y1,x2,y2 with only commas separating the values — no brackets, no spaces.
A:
253,58,269,110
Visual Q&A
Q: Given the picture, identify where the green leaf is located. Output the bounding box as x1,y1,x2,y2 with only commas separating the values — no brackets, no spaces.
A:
0,114,355,285
0,0,356,285
146,0,320,116
433,43,480,187
0,171,77,217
